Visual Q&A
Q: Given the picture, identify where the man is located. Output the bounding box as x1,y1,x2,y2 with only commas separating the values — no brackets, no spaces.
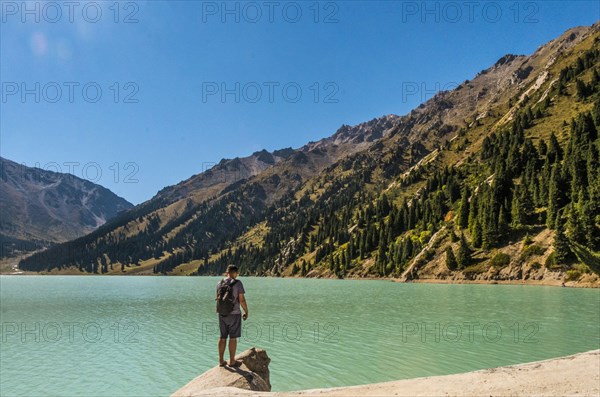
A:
216,264,248,367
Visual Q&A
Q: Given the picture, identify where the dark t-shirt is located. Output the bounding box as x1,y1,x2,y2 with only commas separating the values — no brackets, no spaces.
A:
216,277,245,315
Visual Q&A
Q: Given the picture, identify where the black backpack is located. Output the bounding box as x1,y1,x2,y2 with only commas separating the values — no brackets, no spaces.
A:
216,278,238,316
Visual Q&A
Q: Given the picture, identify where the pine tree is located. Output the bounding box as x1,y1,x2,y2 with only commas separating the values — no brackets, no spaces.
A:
511,188,523,229
468,193,479,233
458,187,470,229
593,97,600,126
520,183,534,222
472,219,483,248
567,202,584,243
576,79,590,100
359,232,365,259
546,163,561,229
482,207,497,251
457,233,472,269
556,79,565,96
593,68,600,86
445,246,458,270
343,250,350,271
538,139,548,156
405,238,414,262
548,132,562,163
498,206,509,240
578,190,596,249
554,212,572,265
377,241,387,276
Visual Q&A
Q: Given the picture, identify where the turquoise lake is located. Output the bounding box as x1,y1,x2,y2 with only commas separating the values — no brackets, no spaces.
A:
0,276,598,396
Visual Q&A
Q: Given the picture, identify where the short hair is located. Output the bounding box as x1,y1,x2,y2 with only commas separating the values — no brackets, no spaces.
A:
226,265,239,273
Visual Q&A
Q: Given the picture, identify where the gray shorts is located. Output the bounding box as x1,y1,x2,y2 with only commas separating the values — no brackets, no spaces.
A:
219,314,242,339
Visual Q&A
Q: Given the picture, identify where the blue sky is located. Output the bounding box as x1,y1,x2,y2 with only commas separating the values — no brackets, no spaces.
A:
1,1,599,204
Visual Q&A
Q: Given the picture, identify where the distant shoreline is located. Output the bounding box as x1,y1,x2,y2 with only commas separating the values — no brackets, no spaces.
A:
395,277,600,288
1,270,599,288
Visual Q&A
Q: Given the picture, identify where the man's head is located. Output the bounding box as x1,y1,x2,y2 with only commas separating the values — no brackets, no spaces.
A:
226,265,239,279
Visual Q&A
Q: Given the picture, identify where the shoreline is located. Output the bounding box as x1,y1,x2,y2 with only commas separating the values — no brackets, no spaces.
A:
181,349,600,396
396,277,600,288
1,271,598,288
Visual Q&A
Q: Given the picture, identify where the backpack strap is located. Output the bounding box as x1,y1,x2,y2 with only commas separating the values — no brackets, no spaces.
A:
219,278,238,288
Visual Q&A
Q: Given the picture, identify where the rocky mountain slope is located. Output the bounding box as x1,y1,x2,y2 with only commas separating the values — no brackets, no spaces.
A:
16,115,401,273
18,23,600,286
0,157,133,257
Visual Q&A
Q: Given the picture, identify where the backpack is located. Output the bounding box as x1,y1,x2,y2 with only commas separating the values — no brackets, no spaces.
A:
216,278,238,316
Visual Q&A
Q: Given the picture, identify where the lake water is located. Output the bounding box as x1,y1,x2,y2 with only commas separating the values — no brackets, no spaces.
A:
0,276,598,396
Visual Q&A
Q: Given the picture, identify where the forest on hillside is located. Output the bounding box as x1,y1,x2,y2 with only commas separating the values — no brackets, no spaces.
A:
198,47,600,279
18,40,600,282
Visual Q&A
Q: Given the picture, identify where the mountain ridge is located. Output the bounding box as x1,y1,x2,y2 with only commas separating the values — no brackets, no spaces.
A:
0,156,133,257
16,23,600,286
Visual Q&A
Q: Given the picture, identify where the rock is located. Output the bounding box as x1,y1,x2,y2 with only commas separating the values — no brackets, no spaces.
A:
236,347,271,389
171,347,271,397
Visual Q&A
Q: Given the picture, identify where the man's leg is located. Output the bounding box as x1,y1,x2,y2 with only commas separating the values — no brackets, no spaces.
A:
228,314,243,366
218,315,229,366
218,337,227,365
228,337,237,365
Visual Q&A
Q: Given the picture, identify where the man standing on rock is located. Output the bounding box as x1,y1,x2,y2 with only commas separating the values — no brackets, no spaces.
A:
216,264,248,367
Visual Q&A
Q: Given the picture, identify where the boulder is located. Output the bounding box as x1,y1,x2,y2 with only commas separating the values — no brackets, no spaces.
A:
171,347,271,397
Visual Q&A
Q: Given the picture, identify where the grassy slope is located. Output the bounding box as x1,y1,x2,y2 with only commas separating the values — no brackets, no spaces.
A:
13,25,598,286
259,27,600,285
389,32,600,286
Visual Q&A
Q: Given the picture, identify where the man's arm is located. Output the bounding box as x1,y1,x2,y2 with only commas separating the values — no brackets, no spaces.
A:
239,293,249,320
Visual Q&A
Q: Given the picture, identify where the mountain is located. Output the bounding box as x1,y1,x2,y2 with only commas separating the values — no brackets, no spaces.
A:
0,157,133,257
16,114,401,273
18,23,600,286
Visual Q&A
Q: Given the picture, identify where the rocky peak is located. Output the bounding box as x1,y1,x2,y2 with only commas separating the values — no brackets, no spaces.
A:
0,156,133,246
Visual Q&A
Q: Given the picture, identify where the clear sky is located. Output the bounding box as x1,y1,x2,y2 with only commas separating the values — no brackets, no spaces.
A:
1,1,598,204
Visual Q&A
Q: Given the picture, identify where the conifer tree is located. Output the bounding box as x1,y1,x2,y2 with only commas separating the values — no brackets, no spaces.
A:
537,137,548,156
511,189,523,229
548,132,562,163
468,192,479,233
554,212,572,265
445,246,458,270
498,206,509,240
458,187,470,229
567,202,584,243
593,97,600,126
344,250,350,271
377,241,387,275
576,78,590,100
578,190,596,249
546,163,561,229
482,210,497,251
472,219,483,248
358,231,365,259
301,259,307,276
457,233,472,269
